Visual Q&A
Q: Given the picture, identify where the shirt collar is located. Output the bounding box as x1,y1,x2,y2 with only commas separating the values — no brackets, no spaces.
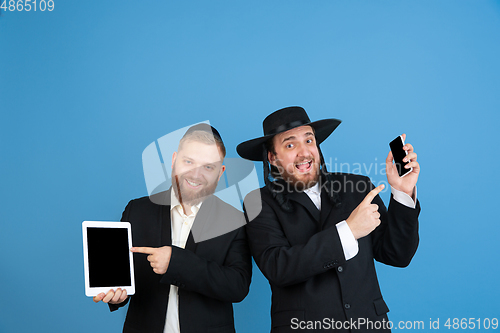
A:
170,190,202,216
304,183,320,195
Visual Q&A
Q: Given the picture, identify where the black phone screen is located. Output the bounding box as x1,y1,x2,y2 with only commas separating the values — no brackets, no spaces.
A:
87,227,131,287
389,136,411,177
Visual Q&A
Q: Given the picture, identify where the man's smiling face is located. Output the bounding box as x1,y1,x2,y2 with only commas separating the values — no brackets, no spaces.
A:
268,125,320,191
171,139,225,205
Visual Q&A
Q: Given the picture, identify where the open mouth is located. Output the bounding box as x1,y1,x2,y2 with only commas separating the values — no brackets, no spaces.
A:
185,179,202,188
295,160,312,173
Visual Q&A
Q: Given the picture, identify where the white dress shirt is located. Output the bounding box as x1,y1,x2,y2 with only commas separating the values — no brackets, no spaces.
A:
164,191,202,333
303,183,417,260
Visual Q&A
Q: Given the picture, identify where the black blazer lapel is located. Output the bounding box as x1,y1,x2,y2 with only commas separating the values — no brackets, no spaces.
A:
320,187,351,230
319,190,334,228
186,195,216,252
185,232,198,253
160,202,173,246
287,191,321,222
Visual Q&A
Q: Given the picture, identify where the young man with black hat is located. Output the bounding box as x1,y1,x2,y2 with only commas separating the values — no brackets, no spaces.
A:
94,124,252,333
237,107,420,332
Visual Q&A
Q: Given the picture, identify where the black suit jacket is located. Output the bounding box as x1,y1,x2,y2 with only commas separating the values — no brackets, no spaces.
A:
110,191,252,333
244,173,420,332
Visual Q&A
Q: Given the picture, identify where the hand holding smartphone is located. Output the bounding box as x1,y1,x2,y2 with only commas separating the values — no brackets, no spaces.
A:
389,135,413,177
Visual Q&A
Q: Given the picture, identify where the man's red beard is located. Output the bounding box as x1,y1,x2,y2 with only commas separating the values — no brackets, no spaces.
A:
273,157,320,191
171,166,219,206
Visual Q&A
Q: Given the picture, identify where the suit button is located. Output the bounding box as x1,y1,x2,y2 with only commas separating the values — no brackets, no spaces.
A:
333,260,339,265
344,303,351,309
337,266,343,273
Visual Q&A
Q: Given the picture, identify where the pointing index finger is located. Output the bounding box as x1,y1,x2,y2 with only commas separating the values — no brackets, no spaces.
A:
131,247,156,255
362,184,385,205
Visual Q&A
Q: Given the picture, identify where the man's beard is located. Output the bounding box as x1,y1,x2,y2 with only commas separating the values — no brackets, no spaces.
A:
171,167,219,206
274,157,320,192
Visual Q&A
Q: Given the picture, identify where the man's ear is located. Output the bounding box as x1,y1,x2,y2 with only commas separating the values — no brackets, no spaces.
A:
268,151,277,167
171,152,177,170
217,165,226,182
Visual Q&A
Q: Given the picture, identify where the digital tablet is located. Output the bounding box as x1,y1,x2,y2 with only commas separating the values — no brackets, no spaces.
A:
82,221,135,297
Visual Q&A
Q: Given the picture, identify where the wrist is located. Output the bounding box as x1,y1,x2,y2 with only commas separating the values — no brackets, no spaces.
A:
404,187,415,199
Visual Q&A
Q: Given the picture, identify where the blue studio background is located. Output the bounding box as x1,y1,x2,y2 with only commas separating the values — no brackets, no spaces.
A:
1,1,499,332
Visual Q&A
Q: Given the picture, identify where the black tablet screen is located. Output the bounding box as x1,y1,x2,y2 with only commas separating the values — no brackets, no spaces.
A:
87,227,131,287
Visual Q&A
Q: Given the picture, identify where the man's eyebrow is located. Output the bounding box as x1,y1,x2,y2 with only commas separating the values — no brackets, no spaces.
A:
182,154,222,165
281,132,314,143
281,135,296,143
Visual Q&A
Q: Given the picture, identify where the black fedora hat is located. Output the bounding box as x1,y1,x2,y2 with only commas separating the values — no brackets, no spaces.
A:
237,106,341,161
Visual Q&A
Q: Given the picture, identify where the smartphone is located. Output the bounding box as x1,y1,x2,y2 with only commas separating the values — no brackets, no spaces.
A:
389,135,412,177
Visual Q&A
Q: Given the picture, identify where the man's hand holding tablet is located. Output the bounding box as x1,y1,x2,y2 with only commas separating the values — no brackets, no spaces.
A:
93,288,128,304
